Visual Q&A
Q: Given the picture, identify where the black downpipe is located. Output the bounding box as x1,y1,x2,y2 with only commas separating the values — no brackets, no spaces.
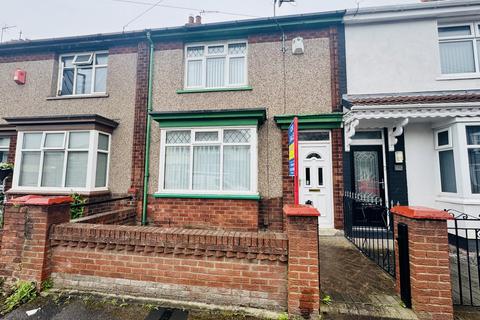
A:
397,222,412,308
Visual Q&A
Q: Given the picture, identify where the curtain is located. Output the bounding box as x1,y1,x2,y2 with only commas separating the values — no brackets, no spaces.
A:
440,41,475,74
41,151,64,187
19,152,40,187
229,57,245,85
468,149,480,194
223,145,250,191
164,146,190,190
95,152,108,187
439,150,457,193
66,151,88,188
94,67,107,92
193,146,220,190
206,58,225,88
76,67,92,94
187,60,202,87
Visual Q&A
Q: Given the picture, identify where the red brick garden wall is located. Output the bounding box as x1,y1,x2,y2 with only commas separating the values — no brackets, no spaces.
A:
146,197,259,231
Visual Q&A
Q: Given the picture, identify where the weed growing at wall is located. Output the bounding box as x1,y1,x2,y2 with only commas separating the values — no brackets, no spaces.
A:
1,281,37,315
70,193,86,220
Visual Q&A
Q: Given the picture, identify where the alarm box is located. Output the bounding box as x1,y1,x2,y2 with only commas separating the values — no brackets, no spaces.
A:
14,69,26,85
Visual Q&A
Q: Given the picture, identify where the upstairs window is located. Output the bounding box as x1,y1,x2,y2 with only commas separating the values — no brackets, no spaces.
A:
438,23,480,75
14,130,110,191
185,41,248,89
58,51,108,96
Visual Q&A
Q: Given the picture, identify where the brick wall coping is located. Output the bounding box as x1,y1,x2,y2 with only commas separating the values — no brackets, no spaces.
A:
390,206,453,221
283,204,320,217
50,224,288,262
7,195,72,206
71,207,135,225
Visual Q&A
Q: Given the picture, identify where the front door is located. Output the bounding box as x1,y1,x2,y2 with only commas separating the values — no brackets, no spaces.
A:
299,142,334,229
350,145,386,226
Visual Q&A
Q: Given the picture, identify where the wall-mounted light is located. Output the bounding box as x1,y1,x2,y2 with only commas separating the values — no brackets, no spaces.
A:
395,151,404,164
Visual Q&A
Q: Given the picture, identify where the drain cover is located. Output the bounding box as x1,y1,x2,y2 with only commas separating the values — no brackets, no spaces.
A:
145,308,188,320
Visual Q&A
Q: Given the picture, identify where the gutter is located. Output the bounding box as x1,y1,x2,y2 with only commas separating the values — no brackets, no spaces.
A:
142,31,154,226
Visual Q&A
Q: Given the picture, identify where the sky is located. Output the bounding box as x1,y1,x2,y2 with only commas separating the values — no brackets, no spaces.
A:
0,0,420,42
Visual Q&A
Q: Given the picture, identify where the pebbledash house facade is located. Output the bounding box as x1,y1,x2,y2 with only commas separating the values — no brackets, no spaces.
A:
0,11,346,232
343,0,480,218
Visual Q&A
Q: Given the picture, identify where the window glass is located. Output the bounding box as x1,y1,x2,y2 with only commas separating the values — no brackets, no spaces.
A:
195,131,218,142
437,130,449,146
0,151,7,163
224,129,251,143
468,148,480,194
466,126,480,145
438,25,472,37
228,43,247,55
223,145,250,191
166,131,190,144
61,69,74,95
208,45,224,55
164,146,190,190
352,131,382,140
305,167,311,186
98,133,109,151
229,57,245,85
66,152,88,187
187,60,202,87
62,56,74,68
439,150,457,193
44,133,65,148
95,152,108,187
187,46,204,58
440,41,475,74
74,53,93,65
0,137,10,148
318,168,324,186
206,58,225,88
23,133,42,149
69,132,90,149
95,53,108,65
41,151,64,187
19,152,40,187
76,67,93,94
193,146,220,190
299,131,330,141
94,67,107,92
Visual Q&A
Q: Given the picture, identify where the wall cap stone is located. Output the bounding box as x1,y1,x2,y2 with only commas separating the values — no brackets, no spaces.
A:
283,204,320,217
8,195,72,206
391,206,453,221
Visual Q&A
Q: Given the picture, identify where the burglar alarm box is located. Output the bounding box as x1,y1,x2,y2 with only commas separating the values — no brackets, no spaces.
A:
14,69,26,85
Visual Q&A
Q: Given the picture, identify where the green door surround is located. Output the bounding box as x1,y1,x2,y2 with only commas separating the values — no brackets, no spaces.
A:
274,113,343,130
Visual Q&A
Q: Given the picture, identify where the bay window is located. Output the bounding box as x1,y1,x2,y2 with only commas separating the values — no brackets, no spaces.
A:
14,130,110,191
58,51,108,96
438,22,480,75
435,128,457,193
159,127,257,195
185,41,248,89
466,126,480,194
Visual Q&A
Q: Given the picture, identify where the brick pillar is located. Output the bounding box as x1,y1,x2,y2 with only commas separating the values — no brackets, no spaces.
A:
391,206,454,320
0,195,71,286
284,204,320,319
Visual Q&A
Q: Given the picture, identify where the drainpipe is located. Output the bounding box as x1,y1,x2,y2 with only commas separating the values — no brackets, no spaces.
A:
142,31,154,226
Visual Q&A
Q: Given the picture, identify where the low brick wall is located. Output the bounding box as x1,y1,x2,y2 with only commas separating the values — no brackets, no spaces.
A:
71,207,136,225
50,224,288,310
146,197,259,232
0,229,3,250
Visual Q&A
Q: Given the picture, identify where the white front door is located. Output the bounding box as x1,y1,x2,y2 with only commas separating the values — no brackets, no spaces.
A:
299,142,334,229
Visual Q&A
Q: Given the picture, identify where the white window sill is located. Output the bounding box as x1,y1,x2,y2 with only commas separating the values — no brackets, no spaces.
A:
7,188,110,196
436,74,480,81
154,192,260,200
435,195,480,205
46,93,109,101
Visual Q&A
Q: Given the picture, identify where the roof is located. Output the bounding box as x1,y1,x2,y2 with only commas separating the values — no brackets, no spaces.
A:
0,11,344,55
3,114,119,129
343,90,480,107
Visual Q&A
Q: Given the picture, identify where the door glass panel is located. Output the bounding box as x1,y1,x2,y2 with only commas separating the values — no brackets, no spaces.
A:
318,168,324,186
305,167,311,186
299,131,329,141
354,151,380,197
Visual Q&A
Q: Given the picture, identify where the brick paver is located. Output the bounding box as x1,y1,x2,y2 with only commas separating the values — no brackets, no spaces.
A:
319,235,418,319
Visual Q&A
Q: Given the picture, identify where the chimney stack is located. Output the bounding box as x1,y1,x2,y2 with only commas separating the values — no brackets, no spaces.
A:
195,15,202,25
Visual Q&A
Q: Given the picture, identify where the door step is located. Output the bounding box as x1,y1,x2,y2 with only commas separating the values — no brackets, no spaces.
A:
318,228,344,237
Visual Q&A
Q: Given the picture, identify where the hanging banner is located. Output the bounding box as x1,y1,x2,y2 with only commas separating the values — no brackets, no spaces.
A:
288,117,299,204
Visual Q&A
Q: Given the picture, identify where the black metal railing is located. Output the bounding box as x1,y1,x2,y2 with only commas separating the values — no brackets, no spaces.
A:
447,209,480,307
344,191,396,277
0,189,4,228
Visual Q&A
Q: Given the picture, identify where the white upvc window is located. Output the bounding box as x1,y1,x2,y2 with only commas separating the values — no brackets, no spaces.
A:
12,130,111,192
438,22,480,75
435,128,457,193
0,137,10,163
57,51,108,96
158,127,257,195
465,125,480,194
184,41,248,89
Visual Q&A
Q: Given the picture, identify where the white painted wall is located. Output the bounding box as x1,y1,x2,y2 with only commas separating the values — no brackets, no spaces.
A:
345,18,480,94
404,123,437,208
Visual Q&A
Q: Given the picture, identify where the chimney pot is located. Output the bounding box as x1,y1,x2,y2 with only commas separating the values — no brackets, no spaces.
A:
195,15,202,24
187,15,194,24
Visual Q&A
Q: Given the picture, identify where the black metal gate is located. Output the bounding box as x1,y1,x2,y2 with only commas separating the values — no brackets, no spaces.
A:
447,210,480,307
344,191,396,277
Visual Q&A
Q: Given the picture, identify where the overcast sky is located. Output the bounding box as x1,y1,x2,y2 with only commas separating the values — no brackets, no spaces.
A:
0,0,420,42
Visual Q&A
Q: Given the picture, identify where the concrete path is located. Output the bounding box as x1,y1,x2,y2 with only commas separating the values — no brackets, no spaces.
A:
318,235,418,320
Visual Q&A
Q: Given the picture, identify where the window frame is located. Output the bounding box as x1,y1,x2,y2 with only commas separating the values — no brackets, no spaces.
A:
434,127,458,194
0,137,9,163
57,51,108,97
464,125,480,195
438,22,480,76
158,126,258,196
12,130,111,193
184,40,248,90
